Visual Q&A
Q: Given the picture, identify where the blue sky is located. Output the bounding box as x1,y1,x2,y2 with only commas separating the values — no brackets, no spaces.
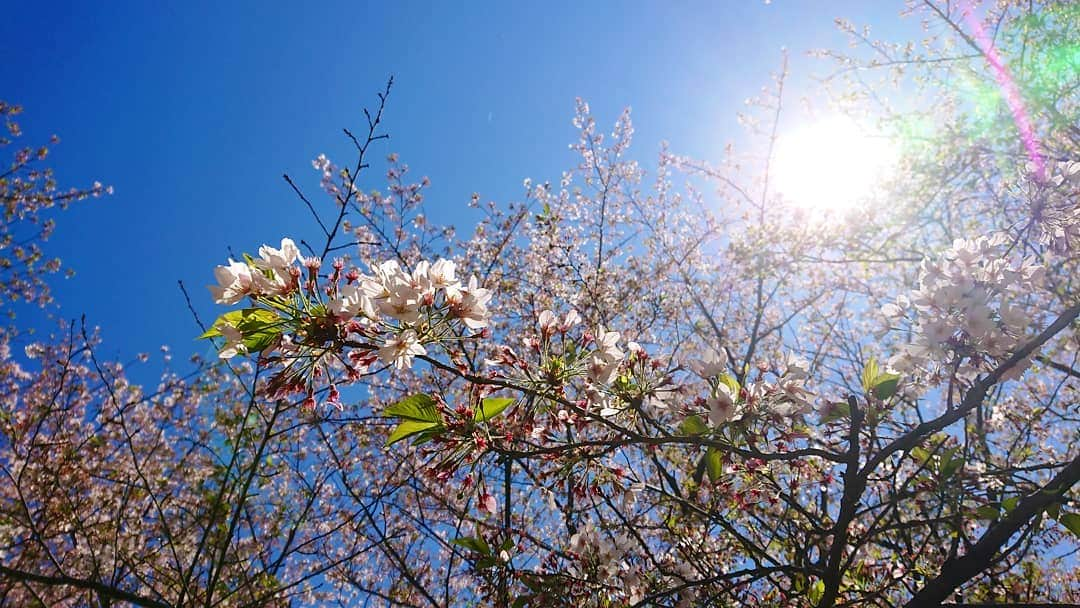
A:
2,1,911,381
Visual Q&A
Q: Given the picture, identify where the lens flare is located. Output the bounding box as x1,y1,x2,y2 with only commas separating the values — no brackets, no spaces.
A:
962,2,1046,181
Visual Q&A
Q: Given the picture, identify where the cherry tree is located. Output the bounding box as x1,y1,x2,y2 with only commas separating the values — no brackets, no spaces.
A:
3,1,1079,607
198,2,1078,604
0,106,370,606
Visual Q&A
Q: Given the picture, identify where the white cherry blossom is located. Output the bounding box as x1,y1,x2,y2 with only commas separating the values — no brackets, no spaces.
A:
328,284,376,320
377,330,427,369
707,382,737,426
593,326,624,362
208,258,253,305
688,348,727,379
218,324,246,359
257,237,300,272
452,275,491,330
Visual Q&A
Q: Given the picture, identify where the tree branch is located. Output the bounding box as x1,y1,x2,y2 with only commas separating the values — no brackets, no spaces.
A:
906,453,1080,606
0,565,171,608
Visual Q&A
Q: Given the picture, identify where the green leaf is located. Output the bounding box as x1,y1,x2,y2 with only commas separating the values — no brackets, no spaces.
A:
242,307,282,325
384,394,440,423
911,446,932,466
1002,496,1020,514
453,535,491,555
974,505,1000,520
409,429,441,447
198,309,247,339
940,454,964,480
680,415,708,436
809,579,825,606
1060,513,1080,539
384,395,445,447
386,420,440,446
199,308,284,354
871,373,901,400
242,325,282,352
861,357,880,394
820,401,851,424
861,356,901,399
475,397,514,422
199,326,222,340
705,447,723,482
792,574,807,594
718,373,740,397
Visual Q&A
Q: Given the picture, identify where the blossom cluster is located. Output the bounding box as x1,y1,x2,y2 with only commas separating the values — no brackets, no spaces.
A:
209,238,303,307
206,237,491,405
882,234,1045,378
1028,159,1080,254
484,308,816,453
486,309,681,429
566,521,639,597
686,348,814,427
335,258,492,369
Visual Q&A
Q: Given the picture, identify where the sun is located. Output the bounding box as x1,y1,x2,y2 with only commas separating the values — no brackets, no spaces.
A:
771,116,898,213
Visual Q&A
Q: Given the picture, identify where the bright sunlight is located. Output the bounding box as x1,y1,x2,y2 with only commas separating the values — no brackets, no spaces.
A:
772,115,898,213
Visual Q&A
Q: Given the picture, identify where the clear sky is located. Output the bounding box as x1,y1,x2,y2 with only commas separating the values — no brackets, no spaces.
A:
2,1,912,381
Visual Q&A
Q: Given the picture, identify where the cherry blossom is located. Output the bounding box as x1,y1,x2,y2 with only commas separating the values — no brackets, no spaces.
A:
208,257,253,304
377,329,426,369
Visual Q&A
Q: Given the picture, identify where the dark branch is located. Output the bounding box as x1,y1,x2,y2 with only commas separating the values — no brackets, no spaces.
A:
0,564,171,608
906,453,1080,606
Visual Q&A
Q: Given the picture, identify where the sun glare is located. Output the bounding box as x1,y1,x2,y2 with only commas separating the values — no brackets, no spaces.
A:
771,116,897,213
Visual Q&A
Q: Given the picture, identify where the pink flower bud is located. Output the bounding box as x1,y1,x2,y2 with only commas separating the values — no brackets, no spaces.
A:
479,492,497,515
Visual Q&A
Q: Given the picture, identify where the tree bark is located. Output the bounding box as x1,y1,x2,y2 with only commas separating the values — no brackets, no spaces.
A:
905,454,1080,607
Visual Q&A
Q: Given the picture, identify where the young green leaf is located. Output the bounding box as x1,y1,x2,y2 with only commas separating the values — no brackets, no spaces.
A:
1046,501,1061,520
705,447,723,482
680,415,708,436
718,373,740,397
384,394,440,423
861,356,901,399
870,372,901,400
1002,496,1020,514
1060,513,1080,539
910,446,932,466
820,401,851,424
809,579,825,606
861,357,880,394
386,420,441,446
198,309,247,339
940,453,964,481
199,308,283,348
452,535,491,555
475,396,514,422
242,324,282,353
